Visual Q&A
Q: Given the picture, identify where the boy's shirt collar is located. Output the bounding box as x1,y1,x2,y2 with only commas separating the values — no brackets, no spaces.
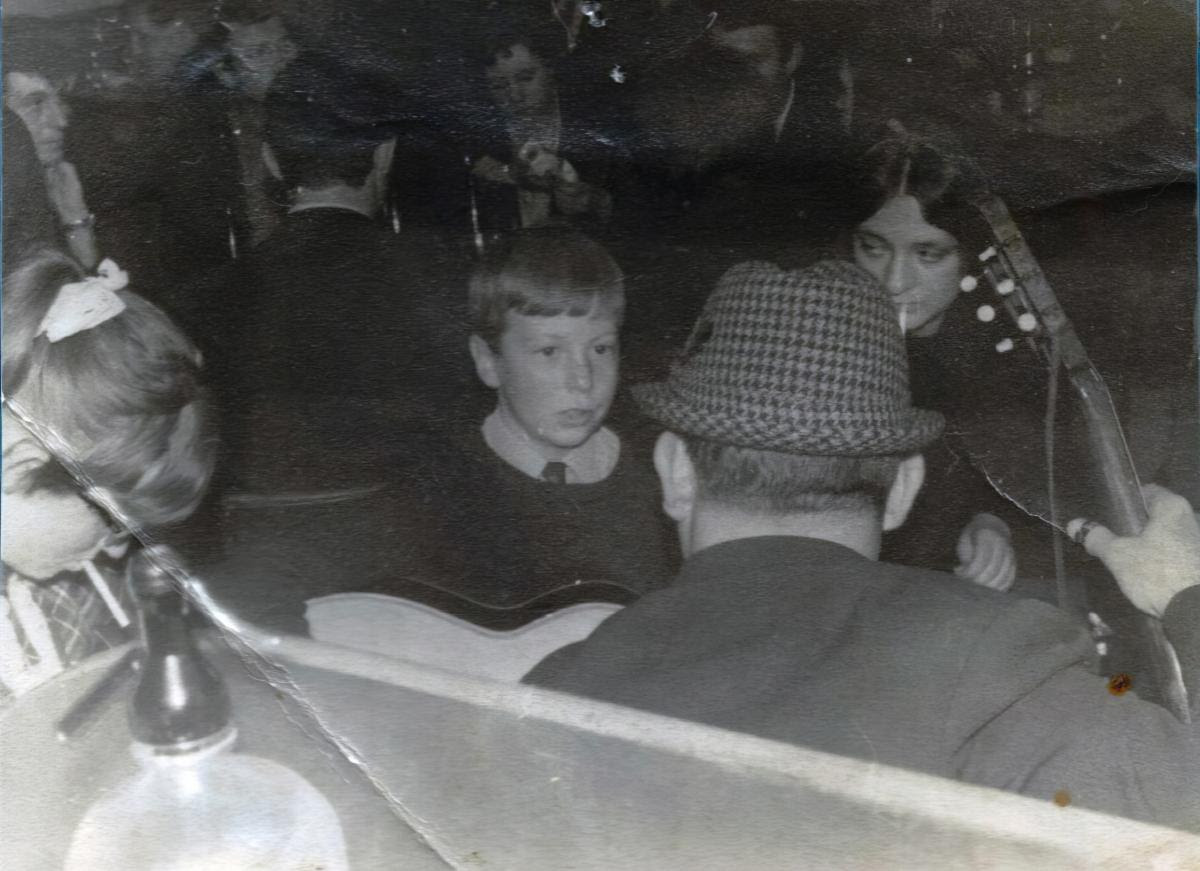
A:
482,410,619,485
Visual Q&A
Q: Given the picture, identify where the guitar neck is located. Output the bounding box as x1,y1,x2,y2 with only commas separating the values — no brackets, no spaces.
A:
975,195,1147,534
1071,367,1148,537
974,194,1190,722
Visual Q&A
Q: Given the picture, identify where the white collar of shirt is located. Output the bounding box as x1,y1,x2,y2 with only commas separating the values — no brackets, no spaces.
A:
482,409,620,484
288,196,374,218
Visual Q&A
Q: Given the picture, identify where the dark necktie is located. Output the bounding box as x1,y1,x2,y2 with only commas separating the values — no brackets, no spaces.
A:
541,461,568,485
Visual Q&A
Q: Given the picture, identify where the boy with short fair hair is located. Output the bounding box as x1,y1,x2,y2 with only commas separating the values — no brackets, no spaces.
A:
468,229,625,486
395,228,674,621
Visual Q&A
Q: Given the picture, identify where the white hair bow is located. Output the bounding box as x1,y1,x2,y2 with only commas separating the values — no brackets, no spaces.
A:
36,259,129,343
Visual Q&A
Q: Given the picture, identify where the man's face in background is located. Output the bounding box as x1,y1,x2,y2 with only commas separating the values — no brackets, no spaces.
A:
634,22,801,169
5,71,69,165
128,7,201,86
221,16,296,101
486,43,555,120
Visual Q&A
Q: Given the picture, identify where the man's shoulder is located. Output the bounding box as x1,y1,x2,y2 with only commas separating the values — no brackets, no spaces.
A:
237,213,422,304
527,539,1090,688
871,558,1087,650
815,555,1100,734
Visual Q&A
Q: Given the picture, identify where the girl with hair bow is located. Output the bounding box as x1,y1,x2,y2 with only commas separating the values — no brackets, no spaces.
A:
1,250,216,701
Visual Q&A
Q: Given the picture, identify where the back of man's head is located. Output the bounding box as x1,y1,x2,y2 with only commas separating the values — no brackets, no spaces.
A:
634,260,943,522
263,52,396,191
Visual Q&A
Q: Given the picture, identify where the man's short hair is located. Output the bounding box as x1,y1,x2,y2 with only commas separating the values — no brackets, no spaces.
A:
682,435,902,515
217,0,283,26
469,9,562,74
702,0,806,52
468,228,625,349
263,52,395,189
130,0,213,28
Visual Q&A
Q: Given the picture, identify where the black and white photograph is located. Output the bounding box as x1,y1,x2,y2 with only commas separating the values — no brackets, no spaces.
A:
1,1,1198,867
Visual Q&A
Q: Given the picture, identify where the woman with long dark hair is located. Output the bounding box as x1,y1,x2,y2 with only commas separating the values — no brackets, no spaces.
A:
840,122,1028,591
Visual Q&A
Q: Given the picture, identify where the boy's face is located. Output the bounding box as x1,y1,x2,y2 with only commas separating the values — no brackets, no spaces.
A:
473,309,620,459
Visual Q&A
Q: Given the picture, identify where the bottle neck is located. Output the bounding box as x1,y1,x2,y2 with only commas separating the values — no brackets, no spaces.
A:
129,588,231,748
132,723,238,763
138,588,193,654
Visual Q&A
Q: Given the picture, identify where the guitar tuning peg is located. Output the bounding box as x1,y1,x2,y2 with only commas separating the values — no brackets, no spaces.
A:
978,246,998,262
997,278,1015,296
959,275,978,292
976,304,996,323
1017,312,1038,332
995,337,1015,353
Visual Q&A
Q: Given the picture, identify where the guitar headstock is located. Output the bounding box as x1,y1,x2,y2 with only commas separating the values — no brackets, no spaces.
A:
958,243,1048,359
963,194,1091,370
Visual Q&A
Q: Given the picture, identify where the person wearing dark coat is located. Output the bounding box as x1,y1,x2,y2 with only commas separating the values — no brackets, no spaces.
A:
66,1,243,302
392,12,621,258
3,36,100,272
382,228,676,628
526,259,1200,833
2,107,60,269
193,53,467,633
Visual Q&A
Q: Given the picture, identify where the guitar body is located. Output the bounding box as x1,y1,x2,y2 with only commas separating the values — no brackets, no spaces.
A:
303,574,637,681
305,593,623,682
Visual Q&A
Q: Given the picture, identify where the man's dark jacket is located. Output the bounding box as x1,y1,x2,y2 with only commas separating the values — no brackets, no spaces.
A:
526,535,1200,832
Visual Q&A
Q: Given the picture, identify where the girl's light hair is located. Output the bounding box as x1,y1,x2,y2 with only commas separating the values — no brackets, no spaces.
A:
3,248,216,530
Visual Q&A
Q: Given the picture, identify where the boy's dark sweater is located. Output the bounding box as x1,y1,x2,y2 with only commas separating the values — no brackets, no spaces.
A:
391,421,677,627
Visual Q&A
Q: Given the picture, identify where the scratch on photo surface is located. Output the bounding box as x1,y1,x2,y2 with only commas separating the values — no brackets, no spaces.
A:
852,718,879,766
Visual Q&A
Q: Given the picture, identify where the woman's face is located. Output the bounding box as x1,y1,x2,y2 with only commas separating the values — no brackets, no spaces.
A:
223,17,297,101
5,71,68,165
1,410,126,580
853,195,962,337
486,43,553,118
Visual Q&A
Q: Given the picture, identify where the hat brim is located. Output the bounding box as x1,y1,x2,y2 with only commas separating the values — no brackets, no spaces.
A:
632,381,945,457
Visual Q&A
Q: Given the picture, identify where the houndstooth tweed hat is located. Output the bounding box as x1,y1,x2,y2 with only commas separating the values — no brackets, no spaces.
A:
633,260,944,456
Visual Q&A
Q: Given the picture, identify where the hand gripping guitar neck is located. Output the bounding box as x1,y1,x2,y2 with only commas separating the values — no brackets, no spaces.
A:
966,193,1189,723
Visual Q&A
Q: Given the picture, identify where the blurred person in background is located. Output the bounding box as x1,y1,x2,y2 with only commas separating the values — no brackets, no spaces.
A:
3,34,99,269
